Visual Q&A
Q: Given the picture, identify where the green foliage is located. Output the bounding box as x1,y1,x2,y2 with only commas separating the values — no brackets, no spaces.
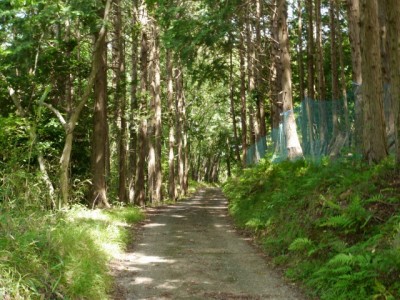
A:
0,205,144,299
223,157,400,299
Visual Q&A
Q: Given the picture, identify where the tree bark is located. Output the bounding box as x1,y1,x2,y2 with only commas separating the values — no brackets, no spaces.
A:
149,20,162,203
37,0,112,208
239,24,247,167
360,0,388,163
315,0,328,153
246,3,259,148
229,46,241,162
337,2,350,139
175,66,184,197
255,0,267,138
315,0,326,102
135,13,149,206
306,0,314,100
277,0,303,160
113,0,128,203
330,0,340,139
166,50,176,200
346,0,363,149
297,0,305,103
387,0,400,164
128,0,139,203
91,3,110,208
270,2,282,153
378,1,394,146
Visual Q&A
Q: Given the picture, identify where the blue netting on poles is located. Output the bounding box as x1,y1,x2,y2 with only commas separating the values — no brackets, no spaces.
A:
246,136,267,165
245,84,394,165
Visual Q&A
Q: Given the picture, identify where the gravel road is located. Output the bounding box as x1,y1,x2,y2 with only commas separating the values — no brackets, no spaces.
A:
111,188,304,300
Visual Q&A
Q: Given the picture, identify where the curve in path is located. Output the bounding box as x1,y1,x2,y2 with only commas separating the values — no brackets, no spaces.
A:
111,188,304,300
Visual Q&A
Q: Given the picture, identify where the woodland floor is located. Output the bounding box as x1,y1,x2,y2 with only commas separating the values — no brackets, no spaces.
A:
110,188,305,300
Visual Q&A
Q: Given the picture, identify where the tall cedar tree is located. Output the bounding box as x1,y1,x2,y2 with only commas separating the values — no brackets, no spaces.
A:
277,0,303,160
360,0,388,163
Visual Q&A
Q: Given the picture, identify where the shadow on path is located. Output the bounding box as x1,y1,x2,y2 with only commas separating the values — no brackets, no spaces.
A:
111,188,304,300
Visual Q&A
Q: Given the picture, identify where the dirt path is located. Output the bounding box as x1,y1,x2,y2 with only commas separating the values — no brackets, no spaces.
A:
111,188,304,300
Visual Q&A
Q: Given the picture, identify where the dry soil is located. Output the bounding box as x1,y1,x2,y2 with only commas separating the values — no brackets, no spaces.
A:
111,188,305,300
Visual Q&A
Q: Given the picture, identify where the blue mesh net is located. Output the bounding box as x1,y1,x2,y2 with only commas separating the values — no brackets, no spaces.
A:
245,84,394,165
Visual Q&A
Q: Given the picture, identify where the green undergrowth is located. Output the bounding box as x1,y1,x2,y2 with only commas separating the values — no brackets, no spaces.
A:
0,205,144,299
223,157,400,300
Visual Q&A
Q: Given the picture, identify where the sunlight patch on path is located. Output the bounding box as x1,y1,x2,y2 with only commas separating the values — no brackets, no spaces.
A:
111,188,304,300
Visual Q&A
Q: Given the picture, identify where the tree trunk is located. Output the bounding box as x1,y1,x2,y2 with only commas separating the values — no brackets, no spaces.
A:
148,19,162,203
303,0,313,155
360,0,388,163
239,25,247,167
297,0,305,103
175,66,184,197
387,0,400,164
226,137,231,177
337,2,350,140
229,47,241,162
128,0,139,203
177,67,189,195
378,1,394,146
113,0,127,203
246,3,259,148
315,0,326,102
183,118,189,195
306,0,314,100
330,0,340,139
91,7,110,208
166,50,176,201
270,3,282,153
346,0,363,149
277,0,303,160
38,0,112,208
60,132,73,208
316,0,328,153
134,21,149,206
154,27,162,203
255,0,267,138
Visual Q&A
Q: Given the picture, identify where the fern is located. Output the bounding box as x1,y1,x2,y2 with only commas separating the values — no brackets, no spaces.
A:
289,237,314,251
320,215,353,229
327,253,355,266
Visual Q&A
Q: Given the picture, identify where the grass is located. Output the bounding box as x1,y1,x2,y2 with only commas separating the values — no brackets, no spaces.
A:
0,204,144,299
223,157,400,300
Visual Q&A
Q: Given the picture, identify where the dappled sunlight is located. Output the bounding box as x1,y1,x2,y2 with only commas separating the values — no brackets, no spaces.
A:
169,214,186,218
113,188,302,299
133,277,153,285
143,222,166,228
133,253,176,265
156,279,181,290
214,224,230,228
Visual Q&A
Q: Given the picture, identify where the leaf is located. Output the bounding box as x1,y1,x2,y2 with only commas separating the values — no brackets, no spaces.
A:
320,215,353,229
327,253,354,266
289,237,314,252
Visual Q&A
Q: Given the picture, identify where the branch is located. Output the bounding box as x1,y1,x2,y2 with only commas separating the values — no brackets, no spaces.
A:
42,102,67,129
0,73,27,117
69,0,112,130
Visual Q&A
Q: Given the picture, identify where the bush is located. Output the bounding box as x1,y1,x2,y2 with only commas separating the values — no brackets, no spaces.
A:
223,157,400,299
0,205,144,299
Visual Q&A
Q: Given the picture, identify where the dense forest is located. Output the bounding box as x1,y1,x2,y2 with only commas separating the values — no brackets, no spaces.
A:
1,0,400,299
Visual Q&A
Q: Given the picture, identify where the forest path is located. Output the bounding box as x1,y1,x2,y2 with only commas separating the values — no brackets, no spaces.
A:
111,188,304,300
